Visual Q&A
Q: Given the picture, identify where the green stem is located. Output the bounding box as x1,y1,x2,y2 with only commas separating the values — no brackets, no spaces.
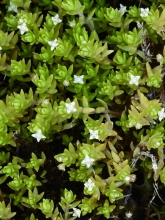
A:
150,204,161,220
88,109,121,117
64,206,69,220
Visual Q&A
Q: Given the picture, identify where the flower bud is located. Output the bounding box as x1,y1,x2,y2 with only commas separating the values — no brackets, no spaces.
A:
105,7,121,23
9,99,23,111
44,14,54,29
147,132,164,150
77,169,88,181
8,176,23,191
39,199,54,218
11,59,29,76
64,189,76,203
35,64,49,78
5,14,18,30
69,169,77,180
113,50,126,65
57,164,65,171
79,197,97,215
116,170,130,182
37,107,49,118
123,32,135,45
95,8,105,20
22,31,35,44
128,6,140,17
147,76,161,88
40,50,50,62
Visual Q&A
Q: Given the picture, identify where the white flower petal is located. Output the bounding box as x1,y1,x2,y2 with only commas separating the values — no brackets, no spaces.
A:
124,176,131,182
135,123,142,130
63,80,70,87
48,39,58,51
73,75,84,84
65,102,76,114
17,22,28,35
57,164,65,171
43,99,49,104
51,14,62,25
31,129,46,142
8,2,18,13
69,20,76,27
84,178,95,191
89,129,99,140
72,208,81,218
82,155,95,168
129,74,140,86
140,8,149,17
125,211,133,218
119,4,127,15
158,108,165,121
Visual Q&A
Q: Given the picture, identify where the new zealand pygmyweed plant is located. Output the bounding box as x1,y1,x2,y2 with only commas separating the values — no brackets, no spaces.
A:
1,0,165,219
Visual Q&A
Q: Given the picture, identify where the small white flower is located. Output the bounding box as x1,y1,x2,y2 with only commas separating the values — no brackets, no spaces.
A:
43,99,49,104
72,208,81,218
84,178,95,191
129,74,140,86
63,80,70,87
68,20,76,27
17,22,28,35
158,108,165,121
8,1,18,13
57,164,65,171
73,75,84,84
119,4,127,15
48,39,58,51
140,8,149,17
130,174,136,182
82,155,95,168
0,46,2,51
89,129,99,140
125,211,133,219
51,14,62,25
135,123,142,129
156,54,163,65
31,129,46,142
125,176,131,182
65,102,77,114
